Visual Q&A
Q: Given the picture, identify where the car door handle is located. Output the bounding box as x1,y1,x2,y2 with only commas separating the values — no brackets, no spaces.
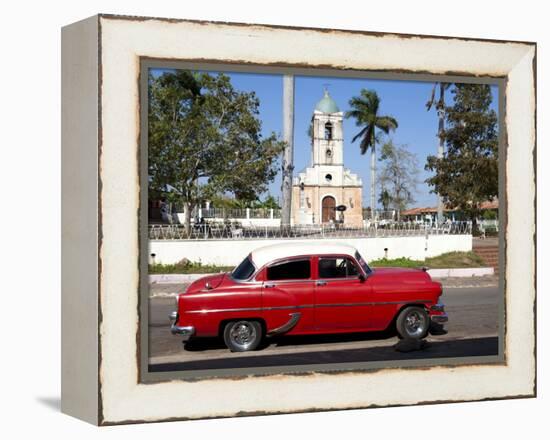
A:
316,280,327,286
265,283,276,288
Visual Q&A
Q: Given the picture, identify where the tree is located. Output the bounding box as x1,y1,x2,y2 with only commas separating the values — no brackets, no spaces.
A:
426,82,452,224
259,194,281,209
425,84,498,234
149,70,286,233
378,188,392,212
378,140,420,219
345,89,398,219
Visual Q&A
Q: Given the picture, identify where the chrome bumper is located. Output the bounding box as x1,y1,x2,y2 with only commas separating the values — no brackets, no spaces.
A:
169,311,195,341
170,325,195,340
430,313,448,324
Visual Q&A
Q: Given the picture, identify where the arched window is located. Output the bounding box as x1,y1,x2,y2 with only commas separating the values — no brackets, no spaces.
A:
324,122,333,140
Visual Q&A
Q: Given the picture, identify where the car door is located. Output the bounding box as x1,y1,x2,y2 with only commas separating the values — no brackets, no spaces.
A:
314,255,372,331
261,257,315,333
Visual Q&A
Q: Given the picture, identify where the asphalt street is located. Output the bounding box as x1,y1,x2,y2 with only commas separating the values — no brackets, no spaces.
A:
147,283,500,372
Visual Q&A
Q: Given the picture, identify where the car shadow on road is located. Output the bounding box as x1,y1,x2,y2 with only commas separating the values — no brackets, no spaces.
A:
182,329,397,352
152,336,499,372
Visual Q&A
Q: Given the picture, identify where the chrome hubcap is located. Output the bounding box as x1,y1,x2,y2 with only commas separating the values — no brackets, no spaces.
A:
405,311,425,337
230,322,256,348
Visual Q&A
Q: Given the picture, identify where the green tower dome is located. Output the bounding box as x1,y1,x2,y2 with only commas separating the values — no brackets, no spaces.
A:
315,90,340,113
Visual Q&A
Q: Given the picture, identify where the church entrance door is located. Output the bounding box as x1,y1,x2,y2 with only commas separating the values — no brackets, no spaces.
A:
322,196,336,223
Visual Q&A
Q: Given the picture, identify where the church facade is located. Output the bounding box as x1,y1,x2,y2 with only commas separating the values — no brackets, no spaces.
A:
292,90,363,227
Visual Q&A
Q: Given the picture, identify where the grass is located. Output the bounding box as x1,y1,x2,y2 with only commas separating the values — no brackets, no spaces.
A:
149,251,487,274
148,260,233,274
370,251,485,269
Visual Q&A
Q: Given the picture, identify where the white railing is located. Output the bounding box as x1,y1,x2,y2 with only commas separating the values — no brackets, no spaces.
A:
148,221,472,240
186,207,281,220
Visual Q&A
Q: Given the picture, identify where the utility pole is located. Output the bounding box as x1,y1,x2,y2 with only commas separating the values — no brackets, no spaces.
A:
436,85,445,225
281,75,295,229
371,142,376,221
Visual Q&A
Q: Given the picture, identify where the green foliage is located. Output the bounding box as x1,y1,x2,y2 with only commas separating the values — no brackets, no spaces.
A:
345,89,398,155
425,84,498,230
257,194,281,209
378,140,420,213
148,70,286,221
209,193,280,209
482,209,498,220
371,257,421,268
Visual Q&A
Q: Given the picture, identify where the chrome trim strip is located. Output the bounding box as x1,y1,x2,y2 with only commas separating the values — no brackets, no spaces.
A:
185,300,433,314
187,307,264,314
267,312,301,336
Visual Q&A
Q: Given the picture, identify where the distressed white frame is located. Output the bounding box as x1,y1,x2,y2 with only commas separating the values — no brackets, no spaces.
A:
62,14,536,425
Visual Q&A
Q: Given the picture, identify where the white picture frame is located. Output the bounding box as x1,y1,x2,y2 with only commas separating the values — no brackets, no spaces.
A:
61,14,536,425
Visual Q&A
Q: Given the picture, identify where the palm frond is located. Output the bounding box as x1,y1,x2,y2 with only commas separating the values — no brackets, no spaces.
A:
359,125,375,155
351,125,369,143
426,84,436,110
375,116,398,134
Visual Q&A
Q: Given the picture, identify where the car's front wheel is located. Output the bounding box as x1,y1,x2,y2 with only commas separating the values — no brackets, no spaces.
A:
223,320,263,352
396,306,429,339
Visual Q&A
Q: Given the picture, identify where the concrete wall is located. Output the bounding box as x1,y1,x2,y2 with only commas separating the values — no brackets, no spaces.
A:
149,234,472,266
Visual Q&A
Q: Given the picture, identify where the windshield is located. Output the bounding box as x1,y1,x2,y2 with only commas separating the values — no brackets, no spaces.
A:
231,255,256,281
355,251,372,275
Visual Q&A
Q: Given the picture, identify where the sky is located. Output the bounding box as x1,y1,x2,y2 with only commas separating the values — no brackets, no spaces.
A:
151,68,499,209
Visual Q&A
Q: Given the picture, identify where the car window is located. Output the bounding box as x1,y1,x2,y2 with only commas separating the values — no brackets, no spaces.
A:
231,256,256,281
318,257,359,279
355,251,372,275
266,259,311,281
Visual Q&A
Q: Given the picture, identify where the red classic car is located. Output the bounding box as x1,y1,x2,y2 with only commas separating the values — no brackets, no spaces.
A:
170,242,448,352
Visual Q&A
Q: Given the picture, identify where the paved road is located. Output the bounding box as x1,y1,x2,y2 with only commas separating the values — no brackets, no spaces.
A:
147,285,500,372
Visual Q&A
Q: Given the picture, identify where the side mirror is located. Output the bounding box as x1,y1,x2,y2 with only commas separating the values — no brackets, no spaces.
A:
358,274,366,282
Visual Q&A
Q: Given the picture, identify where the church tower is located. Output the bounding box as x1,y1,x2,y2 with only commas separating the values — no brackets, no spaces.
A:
311,90,344,167
292,90,363,226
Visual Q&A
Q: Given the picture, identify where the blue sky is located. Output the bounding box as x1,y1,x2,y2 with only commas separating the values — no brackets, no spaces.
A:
151,69,498,208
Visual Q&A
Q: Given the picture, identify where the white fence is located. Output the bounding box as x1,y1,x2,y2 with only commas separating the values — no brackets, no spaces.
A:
149,234,473,266
149,222,472,241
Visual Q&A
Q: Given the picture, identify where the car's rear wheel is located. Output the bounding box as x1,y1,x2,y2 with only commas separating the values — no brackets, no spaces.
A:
223,320,262,352
396,306,429,339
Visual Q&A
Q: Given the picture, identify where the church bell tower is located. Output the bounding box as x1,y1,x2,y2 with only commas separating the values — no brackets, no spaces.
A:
292,89,363,226
311,89,344,167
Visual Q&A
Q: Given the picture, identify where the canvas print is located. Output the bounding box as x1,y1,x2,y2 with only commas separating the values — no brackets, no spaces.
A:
145,67,501,375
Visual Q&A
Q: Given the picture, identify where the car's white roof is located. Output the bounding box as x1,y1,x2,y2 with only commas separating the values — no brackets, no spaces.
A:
249,241,358,269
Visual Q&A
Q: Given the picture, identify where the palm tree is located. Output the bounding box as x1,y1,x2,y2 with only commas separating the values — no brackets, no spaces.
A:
426,82,451,225
345,89,398,220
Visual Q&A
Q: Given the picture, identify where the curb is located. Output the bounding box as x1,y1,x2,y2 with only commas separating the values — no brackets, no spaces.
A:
149,273,214,283
427,267,494,278
150,267,495,284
